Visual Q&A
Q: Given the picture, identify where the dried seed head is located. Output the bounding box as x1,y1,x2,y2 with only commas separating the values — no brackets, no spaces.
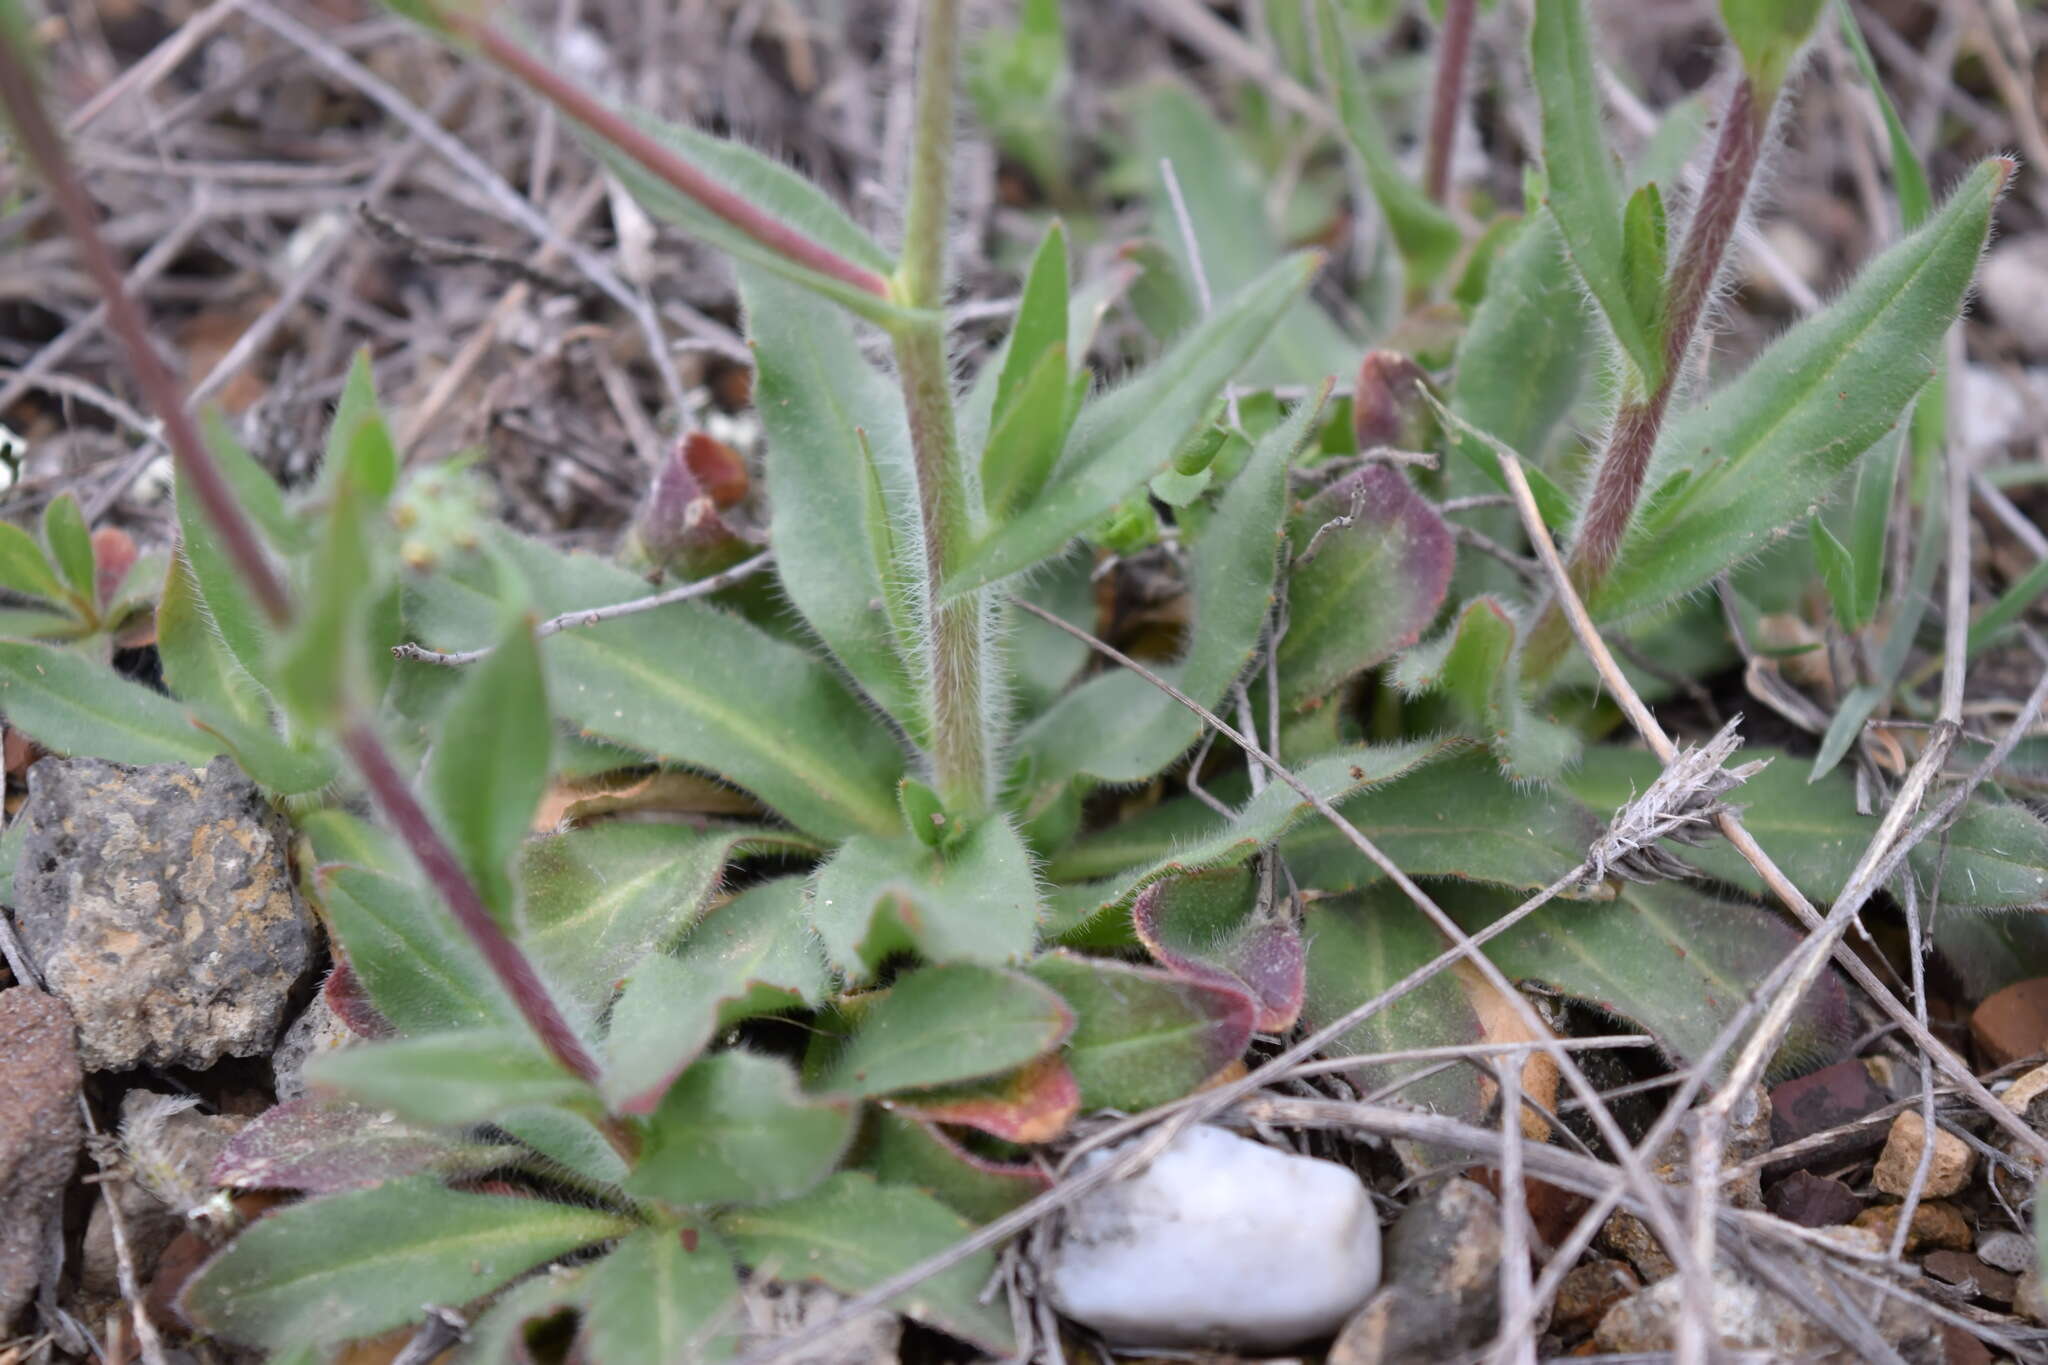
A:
1583,718,1767,887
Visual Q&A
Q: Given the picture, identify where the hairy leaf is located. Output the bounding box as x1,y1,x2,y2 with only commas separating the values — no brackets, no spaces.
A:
307,1030,588,1126
40,494,94,607
579,1227,740,1364
0,640,219,767
629,1051,854,1208
429,613,550,917
1450,213,1590,467
1026,951,1253,1110
864,1111,1048,1224
180,1180,629,1351
809,819,1042,978
889,1054,1081,1144
312,864,520,1035
213,1099,518,1195
808,963,1073,1097
1134,865,1304,1031
0,520,65,604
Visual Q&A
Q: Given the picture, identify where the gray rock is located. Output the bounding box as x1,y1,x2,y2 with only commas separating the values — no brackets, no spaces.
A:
13,756,313,1072
1594,1262,1942,1362
271,991,355,1103
1977,1229,2035,1276
1329,1178,1502,1364
0,988,82,1329
1981,234,2048,359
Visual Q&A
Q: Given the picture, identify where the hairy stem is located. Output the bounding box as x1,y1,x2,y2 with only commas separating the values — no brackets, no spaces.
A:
1423,0,1476,205
456,17,891,301
0,31,290,622
891,0,992,816
1527,75,1767,677
341,721,601,1084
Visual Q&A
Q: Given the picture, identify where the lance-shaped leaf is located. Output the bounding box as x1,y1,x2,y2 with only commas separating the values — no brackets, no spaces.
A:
980,225,1082,519
1451,214,1589,463
1279,464,1454,711
176,417,293,696
1394,595,1579,779
458,1268,588,1365
40,494,94,607
738,266,921,730
585,105,903,322
0,640,220,767
1427,388,1574,531
402,528,905,841
719,1172,1015,1354
1315,0,1462,290
1301,887,1487,1129
517,823,801,1007
311,863,520,1035
809,819,1042,979
579,1226,740,1365
212,1099,519,1195
493,1106,629,1189
324,350,399,502
865,1110,1049,1224
1017,386,1324,787
428,611,550,918
1529,0,1661,387
946,251,1318,594
158,552,266,726
307,1030,589,1127
1565,744,2048,911
1282,747,1605,894
888,1054,1081,1144
601,879,829,1114
1445,880,1852,1078
1594,158,2009,623
1133,865,1304,1032
179,1180,630,1351
1043,737,1456,905
1720,0,1825,98
628,1051,854,1208
0,520,67,605
808,963,1073,1098
1026,951,1254,1110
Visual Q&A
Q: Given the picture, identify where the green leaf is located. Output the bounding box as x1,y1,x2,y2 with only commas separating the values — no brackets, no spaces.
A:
582,104,904,323
1450,213,1591,465
1810,512,1861,631
0,640,219,767
187,708,338,796
403,529,905,841
1564,745,2048,911
312,864,520,1035
809,963,1072,1098
1444,880,1851,1078
178,419,289,694
1315,0,1462,288
158,553,266,725
809,820,1042,978
493,1106,629,1189
1968,554,2048,656
1426,389,1574,528
1595,159,2007,622
1838,425,1903,633
1015,387,1321,786
865,1110,1047,1224
1529,0,1661,387
1838,2,1932,231
1720,0,1825,97
40,494,95,607
981,341,1074,521
995,221,1071,428
456,1267,588,1365
718,1172,1015,1354
428,614,550,917
1301,888,1487,1131
325,351,399,502
946,251,1318,594
180,1180,630,1351
307,1030,588,1126
629,1051,854,1207
579,1227,739,1364
517,823,800,1008
271,453,376,725
0,519,66,605
1619,182,1668,344
1282,746,1604,894
737,266,921,730
1395,595,1581,779
1025,950,1253,1110
1133,866,1304,1031
1279,464,1455,710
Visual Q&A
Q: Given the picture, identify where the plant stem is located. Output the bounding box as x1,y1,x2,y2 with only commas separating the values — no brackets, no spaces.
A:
1423,0,1476,205
890,0,992,816
1526,75,1766,676
340,720,602,1085
0,30,290,623
455,16,891,302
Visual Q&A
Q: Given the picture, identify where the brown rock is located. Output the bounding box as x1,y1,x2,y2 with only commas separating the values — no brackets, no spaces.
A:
1768,1058,1891,1159
1872,1112,1975,1199
1922,1250,2016,1305
1329,1178,1501,1364
80,1092,247,1296
1596,1211,1674,1283
1764,1170,1862,1227
0,988,83,1329
1971,978,2048,1068
2016,1263,2048,1325
1851,1200,1972,1253
12,756,314,1071
1939,1323,1996,1365
1998,1061,2048,1118
1551,1259,1638,1338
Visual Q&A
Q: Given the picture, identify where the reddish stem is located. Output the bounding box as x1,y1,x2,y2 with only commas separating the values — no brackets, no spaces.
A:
459,18,892,302
1424,0,1477,205
1570,77,1763,584
342,721,602,1085
0,34,291,623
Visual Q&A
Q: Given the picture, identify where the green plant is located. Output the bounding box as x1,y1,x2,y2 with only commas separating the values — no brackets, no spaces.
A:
0,0,2041,1358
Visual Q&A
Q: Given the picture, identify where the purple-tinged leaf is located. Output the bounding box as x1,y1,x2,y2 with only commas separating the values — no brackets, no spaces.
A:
1279,464,1454,711
1026,951,1254,1111
212,1099,518,1195
1133,866,1305,1032
321,955,394,1040
865,1110,1050,1223
888,1054,1081,1144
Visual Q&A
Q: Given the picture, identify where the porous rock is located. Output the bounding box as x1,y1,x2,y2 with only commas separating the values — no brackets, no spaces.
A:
271,990,356,1103
0,988,83,1328
1328,1177,1501,1364
13,756,313,1072
1872,1112,1974,1200
1594,1262,1942,1362
1045,1124,1380,1350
